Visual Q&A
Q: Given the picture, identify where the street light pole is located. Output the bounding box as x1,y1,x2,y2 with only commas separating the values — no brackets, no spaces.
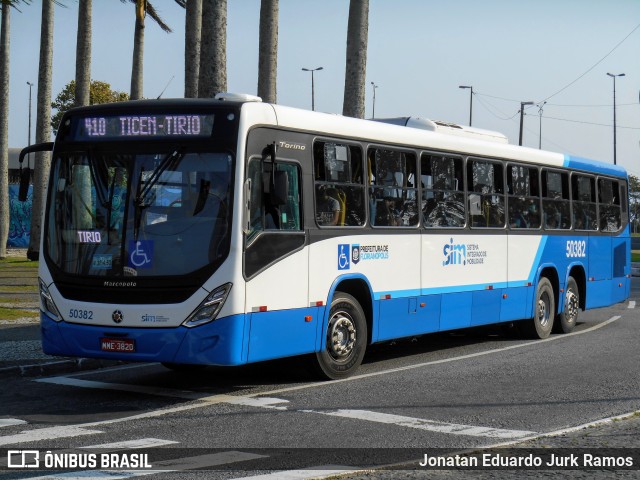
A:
459,85,473,126
537,101,546,149
301,67,323,111
519,101,534,146
27,81,34,164
606,72,625,165
371,81,378,118
26,81,33,147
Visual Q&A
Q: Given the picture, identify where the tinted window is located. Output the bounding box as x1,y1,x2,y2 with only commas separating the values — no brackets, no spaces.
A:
368,148,418,227
421,154,465,228
314,142,366,227
467,159,505,228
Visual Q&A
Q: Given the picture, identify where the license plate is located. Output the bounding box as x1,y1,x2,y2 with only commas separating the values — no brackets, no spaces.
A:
100,338,135,353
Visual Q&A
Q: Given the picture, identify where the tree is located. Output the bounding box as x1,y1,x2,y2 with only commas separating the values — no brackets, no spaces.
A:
184,0,202,98
629,174,640,233
27,0,55,260
75,0,91,107
342,0,369,119
198,0,227,98
51,80,129,130
0,1,17,258
257,0,278,104
121,0,185,100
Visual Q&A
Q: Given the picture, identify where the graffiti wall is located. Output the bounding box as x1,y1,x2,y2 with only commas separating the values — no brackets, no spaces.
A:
8,185,32,248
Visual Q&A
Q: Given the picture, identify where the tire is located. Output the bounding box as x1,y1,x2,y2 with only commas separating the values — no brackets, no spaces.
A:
554,276,579,334
314,292,367,380
519,277,555,339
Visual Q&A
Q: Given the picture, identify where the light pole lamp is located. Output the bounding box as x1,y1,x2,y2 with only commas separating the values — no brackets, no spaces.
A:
606,72,625,165
301,67,323,111
371,81,378,118
519,101,534,146
459,85,473,126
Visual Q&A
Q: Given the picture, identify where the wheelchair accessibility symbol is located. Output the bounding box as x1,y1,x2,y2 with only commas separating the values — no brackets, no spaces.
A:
338,244,350,270
129,240,153,269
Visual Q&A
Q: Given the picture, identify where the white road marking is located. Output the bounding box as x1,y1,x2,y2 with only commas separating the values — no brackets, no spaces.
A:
25,451,268,479
25,472,160,479
34,377,205,400
226,396,289,410
230,466,356,480
9,315,621,450
300,409,536,439
0,418,27,428
80,438,179,449
0,425,103,446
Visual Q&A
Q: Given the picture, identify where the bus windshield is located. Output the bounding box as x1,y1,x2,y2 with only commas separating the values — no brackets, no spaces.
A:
45,148,233,278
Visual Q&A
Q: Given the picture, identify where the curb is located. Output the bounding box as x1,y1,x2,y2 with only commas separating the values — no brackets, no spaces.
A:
0,357,124,380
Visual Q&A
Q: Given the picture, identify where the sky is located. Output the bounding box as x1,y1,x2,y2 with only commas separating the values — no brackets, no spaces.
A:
5,0,640,176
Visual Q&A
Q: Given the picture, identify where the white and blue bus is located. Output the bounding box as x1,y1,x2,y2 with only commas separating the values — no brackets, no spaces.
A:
21,93,630,379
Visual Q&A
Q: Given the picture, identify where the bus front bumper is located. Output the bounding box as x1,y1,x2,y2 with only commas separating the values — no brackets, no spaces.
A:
40,312,248,366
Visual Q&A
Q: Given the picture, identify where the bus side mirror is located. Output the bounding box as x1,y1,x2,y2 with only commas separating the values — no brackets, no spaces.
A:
17,142,54,202
271,170,288,206
18,167,31,202
243,178,251,235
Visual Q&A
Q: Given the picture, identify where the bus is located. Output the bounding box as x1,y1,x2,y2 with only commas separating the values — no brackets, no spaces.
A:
20,93,630,379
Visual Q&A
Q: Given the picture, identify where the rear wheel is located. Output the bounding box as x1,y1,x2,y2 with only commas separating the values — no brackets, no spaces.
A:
519,277,555,339
554,276,579,333
314,293,367,380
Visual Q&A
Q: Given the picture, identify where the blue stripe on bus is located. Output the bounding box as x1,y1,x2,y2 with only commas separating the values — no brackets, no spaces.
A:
527,235,548,283
563,155,627,177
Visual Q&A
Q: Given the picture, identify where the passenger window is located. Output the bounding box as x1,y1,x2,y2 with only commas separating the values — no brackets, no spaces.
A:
467,159,505,228
598,178,621,232
313,142,365,227
507,164,540,229
368,147,418,227
571,174,596,231
421,154,465,228
542,170,571,230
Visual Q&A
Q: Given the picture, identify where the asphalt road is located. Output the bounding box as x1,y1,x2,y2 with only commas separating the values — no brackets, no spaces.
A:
0,280,639,479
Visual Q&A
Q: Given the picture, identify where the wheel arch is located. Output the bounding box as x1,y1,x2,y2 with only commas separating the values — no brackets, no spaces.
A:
567,264,587,311
538,265,560,314
329,275,374,345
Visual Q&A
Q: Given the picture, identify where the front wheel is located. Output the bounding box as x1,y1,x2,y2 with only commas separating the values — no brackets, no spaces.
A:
313,293,367,380
554,276,579,333
519,277,555,339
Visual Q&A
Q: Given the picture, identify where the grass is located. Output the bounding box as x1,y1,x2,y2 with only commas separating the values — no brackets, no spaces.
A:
0,285,37,293
0,257,38,268
633,251,640,263
0,307,39,321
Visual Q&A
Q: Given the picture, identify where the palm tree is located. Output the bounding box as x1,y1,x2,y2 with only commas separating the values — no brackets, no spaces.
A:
0,1,19,258
122,0,185,100
198,0,226,98
27,0,55,260
74,0,91,107
257,0,278,104
184,0,202,98
342,0,369,119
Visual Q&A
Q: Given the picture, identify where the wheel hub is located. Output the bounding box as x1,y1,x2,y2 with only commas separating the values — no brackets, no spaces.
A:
328,314,356,359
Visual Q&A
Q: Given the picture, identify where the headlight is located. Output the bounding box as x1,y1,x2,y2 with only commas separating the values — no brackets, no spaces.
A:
39,278,62,322
183,283,232,328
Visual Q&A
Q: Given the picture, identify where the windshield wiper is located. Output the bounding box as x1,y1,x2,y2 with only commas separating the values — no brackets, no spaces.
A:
133,150,183,240
136,150,182,206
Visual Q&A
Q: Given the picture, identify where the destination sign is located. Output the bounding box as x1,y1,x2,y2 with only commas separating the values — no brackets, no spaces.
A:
75,114,215,140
